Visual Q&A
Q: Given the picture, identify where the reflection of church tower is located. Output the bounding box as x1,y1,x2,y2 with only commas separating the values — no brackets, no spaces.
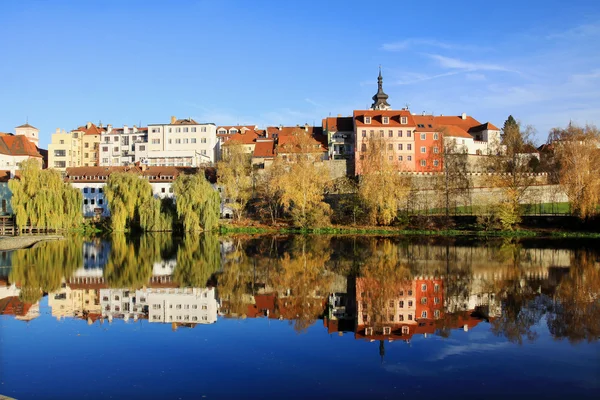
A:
379,340,385,363
371,67,391,110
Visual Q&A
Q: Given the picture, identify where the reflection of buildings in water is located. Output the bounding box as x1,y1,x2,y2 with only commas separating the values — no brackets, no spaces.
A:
82,240,110,269
0,279,40,321
137,287,218,324
152,259,176,277
48,285,101,321
100,289,144,322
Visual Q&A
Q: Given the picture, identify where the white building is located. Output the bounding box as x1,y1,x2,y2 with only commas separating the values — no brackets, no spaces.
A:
136,287,218,324
99,125,148,166
100,288,143,322
65,166,200,217
146,116,217,166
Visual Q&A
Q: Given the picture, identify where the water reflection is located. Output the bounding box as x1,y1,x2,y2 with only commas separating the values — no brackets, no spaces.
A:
1,235,598,345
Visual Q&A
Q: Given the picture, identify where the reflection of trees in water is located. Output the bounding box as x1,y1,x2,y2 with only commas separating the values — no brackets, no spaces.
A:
9,236,84,303
174,234,220,288
547,250,600,343
103,234,163,289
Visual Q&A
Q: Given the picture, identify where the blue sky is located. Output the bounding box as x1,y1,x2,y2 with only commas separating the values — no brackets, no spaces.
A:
1,0,599,147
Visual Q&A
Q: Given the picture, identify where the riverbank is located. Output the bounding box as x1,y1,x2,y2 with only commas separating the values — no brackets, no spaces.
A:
0,235,65,251
218,215,600,238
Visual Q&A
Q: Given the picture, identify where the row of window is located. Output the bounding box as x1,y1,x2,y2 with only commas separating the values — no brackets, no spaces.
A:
82,187,103,194
151,127,206,134
364,116,409,125
83,199,103,205
152,303,208,310
361,129,413,138
151,315,209,321
168,138,203,144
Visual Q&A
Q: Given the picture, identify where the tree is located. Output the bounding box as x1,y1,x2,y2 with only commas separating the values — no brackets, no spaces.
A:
172,172,220,232
104,172,153,231
103,234,154,288
481,116,538,230
217,142,253,220
253,157,284,225
8,159,82,231
276,130,331,228
174,233,221,287
550,124,600,219
431,129,472,217
358,136,410,225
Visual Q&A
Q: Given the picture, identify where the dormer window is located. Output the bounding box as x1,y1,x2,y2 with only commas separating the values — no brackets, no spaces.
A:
218,129,226,134
401,116,408,125
230,129,238,134
382,116,389,124
365,116,371,124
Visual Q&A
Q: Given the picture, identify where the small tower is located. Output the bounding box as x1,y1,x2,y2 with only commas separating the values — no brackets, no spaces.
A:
15,121,40,147
371,67,391,110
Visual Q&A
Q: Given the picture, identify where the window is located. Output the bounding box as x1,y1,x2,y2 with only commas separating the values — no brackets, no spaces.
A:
389,315,394,322
388,130,393,137
90,188,95,193
408,301,413,307
161,188,166,193
90,199,95,205
383,116,389,124
389,155,393,161
398,144,403,150
399,301,404,308
388,144,393,151
398,130,402,137
191,138,196,143
169,187,174,193
54,150,66,157
191,127,196,132
139,145,146,151
83,199,88,205
83,188,88,194
369,130,374,138
99,199,103,205
176,128,181,133
434,284,439,293
168,139,172,144
218,129,227,134
421,147,426,153
421,297,427,304
433,160,439,167
433,133,439,140
401,116,408,124
408,314,413,321
201,127,207,132
59,140,65,145
84,142,89,148
152,139,160,144
434,297,440,304
433,147,439,154
84,153,89,158
183,138,189,144
201,138,207,143
113,147,119,153
399,315,404,321
365,116,371,124
420,133,426,140
421,311,427,318
183,127,188,133
175,139,181,144
434,310,441,318
407,155,412,161
398,155,403,161
380,130,384,137
102,158,109,164
102,146,108,152
201,150,206,155
361,130,366,137
407,130,412,137
113,136,118,142
420,160,426,167
407,144,412,151
361,143,367,152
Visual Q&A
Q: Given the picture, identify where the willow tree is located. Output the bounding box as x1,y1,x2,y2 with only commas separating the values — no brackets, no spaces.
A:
217,142,253,220
103,234,154,288
104,172,150,231
174,233,221,287
8,159,82,231
276,130,331,228
172,172,220,232
550,123,600,219
358,136,410,225
9,236,83,303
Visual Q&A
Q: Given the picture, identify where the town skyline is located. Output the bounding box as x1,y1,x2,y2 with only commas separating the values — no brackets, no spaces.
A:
1,0,599,147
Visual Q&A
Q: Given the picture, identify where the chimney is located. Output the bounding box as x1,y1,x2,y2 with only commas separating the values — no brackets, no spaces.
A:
107,124,112,133
123,125,129,134
171,116,176,124
133,125,138,133
86,122,92,129
422,111,426,116
55,128,60,134
461,113,467,120
278,125,283,131
304,123,309,132
337,114,341,117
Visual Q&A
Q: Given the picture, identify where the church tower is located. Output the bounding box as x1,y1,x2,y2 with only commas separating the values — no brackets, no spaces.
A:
371,67,391,110
15,121,40,147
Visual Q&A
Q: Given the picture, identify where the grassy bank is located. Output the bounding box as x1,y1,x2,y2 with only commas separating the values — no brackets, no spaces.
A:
219,224,600,238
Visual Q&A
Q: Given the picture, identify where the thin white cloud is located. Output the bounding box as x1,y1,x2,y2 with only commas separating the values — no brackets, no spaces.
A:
546,22,600,39
426,54,517,73
429,342,510,362
394,71,463,85
382,39,487,52
304,98,322,108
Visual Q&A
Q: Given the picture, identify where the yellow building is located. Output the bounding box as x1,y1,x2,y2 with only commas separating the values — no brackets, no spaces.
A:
48,122,103,173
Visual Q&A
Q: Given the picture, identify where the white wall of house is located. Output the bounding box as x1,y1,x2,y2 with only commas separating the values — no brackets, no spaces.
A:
136,287,218,324
147,122,217,164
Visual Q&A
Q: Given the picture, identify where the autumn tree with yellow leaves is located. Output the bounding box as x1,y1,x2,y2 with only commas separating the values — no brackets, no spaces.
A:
217,142,253,221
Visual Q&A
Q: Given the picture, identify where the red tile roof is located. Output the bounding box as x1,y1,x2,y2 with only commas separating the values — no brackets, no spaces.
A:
16,123,37,130
253,139,275,158
277,134,327,154
322,117,354,132
353,110,417,127
65,166,200,182
0,296,33,317
0,134,43,157
222,129,264,146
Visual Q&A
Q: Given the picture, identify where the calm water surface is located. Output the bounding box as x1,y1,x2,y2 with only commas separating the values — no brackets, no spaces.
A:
1,235,599,399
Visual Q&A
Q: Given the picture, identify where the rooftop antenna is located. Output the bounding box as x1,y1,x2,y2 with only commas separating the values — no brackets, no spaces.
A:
405,103,410,110
26,116,28,124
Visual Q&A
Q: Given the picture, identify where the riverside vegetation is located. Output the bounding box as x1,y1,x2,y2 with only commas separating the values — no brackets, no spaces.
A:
5,118,600,236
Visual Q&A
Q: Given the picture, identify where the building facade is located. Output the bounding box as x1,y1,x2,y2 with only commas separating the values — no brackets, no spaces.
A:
99,125,148,166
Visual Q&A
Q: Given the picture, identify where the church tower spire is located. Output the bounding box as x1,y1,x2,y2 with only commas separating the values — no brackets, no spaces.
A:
371,66,391,110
